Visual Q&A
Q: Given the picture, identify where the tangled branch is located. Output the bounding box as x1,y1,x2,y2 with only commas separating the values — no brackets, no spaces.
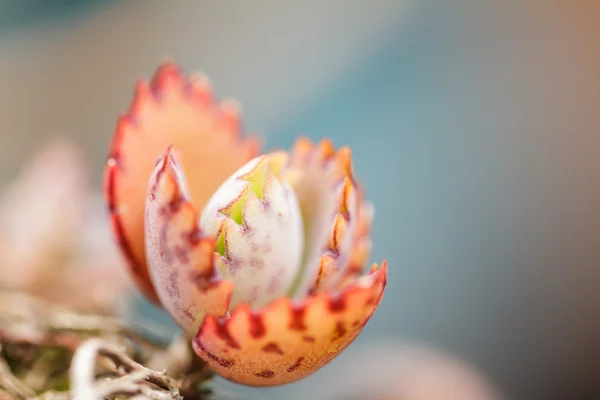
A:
70,339,182,400
0,290,212,399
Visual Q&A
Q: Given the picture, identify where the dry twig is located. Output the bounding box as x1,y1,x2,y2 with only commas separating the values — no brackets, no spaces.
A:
0,345,35,399
0,290,212,399
70,339,183,400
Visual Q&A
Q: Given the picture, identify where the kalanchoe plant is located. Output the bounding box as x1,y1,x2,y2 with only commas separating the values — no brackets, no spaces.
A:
104,62,387,386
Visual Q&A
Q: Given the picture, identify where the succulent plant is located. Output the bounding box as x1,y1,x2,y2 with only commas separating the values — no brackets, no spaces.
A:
0,140,130,314
104,62,387,386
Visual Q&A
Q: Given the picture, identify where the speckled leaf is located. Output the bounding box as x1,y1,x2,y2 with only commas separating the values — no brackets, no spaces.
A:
145,147,233,333
193,262,387,386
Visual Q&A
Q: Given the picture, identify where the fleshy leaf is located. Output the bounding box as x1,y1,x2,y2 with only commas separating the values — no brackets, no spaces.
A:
199,153,304,310
193,262,387,386
145,147,233,333
104,62,260,302
282,138,360,297
337,193,374,289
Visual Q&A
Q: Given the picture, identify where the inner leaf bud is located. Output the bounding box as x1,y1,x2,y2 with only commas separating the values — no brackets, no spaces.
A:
199,152,304,309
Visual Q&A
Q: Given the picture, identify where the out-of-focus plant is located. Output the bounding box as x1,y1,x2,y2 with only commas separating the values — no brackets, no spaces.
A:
0,140,130,314
0,140,212,399
311,343,502,400
104,62,387,386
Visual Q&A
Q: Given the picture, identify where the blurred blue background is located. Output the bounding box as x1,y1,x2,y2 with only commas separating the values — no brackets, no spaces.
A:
1,1,599,399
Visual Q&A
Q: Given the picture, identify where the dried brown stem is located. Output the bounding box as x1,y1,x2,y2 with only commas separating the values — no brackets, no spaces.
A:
70,339,184,400
0,345,35,399
0,289,212,399
0,290,167,353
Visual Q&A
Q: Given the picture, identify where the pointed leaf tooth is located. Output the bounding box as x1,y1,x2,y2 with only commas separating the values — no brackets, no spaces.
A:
103,61,261,305
130,80,152,115
338,176,354,220
316,138,335,164
312,253,337,292
186,71,213,105
146,147,232,333
217,186,251,228
312,209,352,294
292,136,313,161
189,70,213,89
337,199,375,289
283,141,359,298
193,262,387,386
150,60,183,91
238,154,269,188
313,177,358,291
370,261,385,276
294,136,313,151
328,213,350,255
334,146,355,182
219,98,243,136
